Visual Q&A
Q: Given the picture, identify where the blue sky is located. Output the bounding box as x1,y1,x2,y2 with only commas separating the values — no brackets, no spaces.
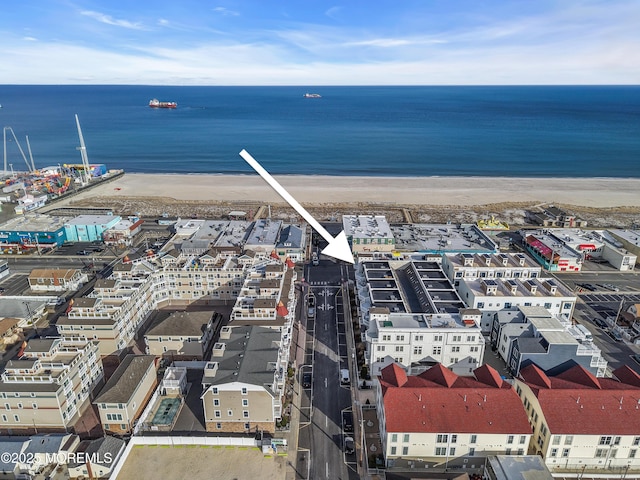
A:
1,0,639,84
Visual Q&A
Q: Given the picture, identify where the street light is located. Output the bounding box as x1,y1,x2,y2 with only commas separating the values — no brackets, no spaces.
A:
23,301,37,336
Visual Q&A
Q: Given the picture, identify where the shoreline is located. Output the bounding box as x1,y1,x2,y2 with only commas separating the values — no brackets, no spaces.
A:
61,172,640,208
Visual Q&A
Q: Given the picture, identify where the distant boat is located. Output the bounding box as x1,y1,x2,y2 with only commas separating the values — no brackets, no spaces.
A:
303,93,321,98
149,99,177,108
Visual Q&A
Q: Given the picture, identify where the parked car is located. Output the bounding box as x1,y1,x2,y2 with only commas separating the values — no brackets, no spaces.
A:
592,318,607,329
343,436,355,455
579,283,597,291
302,372,312,389
342,411,354,432
76,250,90,256
602,283,620,292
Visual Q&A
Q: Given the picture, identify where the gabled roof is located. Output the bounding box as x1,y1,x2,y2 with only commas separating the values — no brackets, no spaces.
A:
380,363,530,435
519,362,640,435
94,355,156,405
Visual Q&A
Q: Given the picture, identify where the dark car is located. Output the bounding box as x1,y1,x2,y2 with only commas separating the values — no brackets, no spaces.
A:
302,372,312,389
592,318,607,329
581,283,597,291
344,436,355,455
342,411,354,432
76,250,90,256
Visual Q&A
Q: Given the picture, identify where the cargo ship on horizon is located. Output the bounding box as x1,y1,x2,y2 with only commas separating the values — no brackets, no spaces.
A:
149,99,177,108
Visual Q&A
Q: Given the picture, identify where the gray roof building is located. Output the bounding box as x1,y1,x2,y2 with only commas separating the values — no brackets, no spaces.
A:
94,355,156,404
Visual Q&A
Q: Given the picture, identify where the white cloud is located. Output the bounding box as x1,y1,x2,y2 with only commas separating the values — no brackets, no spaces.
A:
80,10,145,30
325,6,342,20
23,36,38,42
213,7,240,17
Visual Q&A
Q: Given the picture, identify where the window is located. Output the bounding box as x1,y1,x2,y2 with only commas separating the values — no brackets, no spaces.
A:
435,447,446,455
432,346,442,355
395,346,404,352
243,411,249,418
469,448,475,456
451,346,460,353
562,448,570,458
452,335,461,342
449,447,455,455
212,387,218,395
466,335,475,342
214,399,220,406
600,436,613,445
544,302,552,309
434,335,443,342
403,434,409,443
396,335,405,341
241,387,248,395
391,446,397,455
507,435,514,444
595,449,608,458
470,435,477,444
242,399,248,407
630,449,637,459
477,302,485,309
415,335,423,341
1,414,6,422
550,448,557,457
413,346,422,355
216,423,222,429
634,437,640,446
391,434,397,443
520,435,526,444
13,415,19,422
32,403,37,410
227,410,233,416
107,414,113,421
505,448,511,455
17,403,22,409
517,449,524,455
565,435,573,445
437,434,448,443
402,446,408,456
552,435,561,445
214,410,221,418
244,422,250,430
451,435,457,444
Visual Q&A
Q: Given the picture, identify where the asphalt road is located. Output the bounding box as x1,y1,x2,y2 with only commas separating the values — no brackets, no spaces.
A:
297,259,358,480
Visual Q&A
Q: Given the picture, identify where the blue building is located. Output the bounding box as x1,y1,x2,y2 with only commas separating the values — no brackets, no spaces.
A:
64,214,121,243
0,214,67,249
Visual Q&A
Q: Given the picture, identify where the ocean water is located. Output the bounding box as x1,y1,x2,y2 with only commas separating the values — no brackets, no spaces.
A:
0,85,639,177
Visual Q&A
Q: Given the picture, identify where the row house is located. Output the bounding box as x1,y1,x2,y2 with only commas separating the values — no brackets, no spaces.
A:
377,363,532,470
491,306,607,377
441,252,542,285
201,326,286,434
28,268,88,293
456,277,576,333
94,355,157,435
0,337,103,433
365,307,485,377
144,310,221,359
514,363,640,476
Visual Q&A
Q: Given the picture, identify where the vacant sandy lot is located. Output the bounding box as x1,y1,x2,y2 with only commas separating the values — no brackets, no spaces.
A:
114,445,286,480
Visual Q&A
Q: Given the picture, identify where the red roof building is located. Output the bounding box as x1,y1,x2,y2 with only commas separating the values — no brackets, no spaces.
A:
376,363,532,469
514,363,640,474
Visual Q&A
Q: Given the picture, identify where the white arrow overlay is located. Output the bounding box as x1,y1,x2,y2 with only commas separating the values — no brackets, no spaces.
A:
240,149,355,264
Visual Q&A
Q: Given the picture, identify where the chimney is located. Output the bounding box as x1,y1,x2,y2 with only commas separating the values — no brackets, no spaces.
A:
484,255,492,267
219,326,232,340
212,343,226,357
524,280,537,294
501,255,509,267
204,361,219,377
544,280,557,295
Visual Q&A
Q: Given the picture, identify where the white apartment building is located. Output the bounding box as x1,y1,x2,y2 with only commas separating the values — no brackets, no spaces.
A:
549,228,636,271
514,363,640,476
442,252,542,285
377,363,532,470
0,337,103,432
457,277,576,333
365,308,485,377
28,268,88,293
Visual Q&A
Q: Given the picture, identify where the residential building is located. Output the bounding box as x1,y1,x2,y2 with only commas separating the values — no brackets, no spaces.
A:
28,268,88,293
377,363,532,469
102,216,144,246
68,436,125,480
456,278,576,332
201,325,287,434
523,231,582,272
442,253,541,285
356,259,466,325
514,363,640,476
491,306,607,377
144,310,221,359
244,219,283,254
94,355,157,435
0,434,80,479
0,338,103,433
526,206,587,228
275,224,307,262
343,215,395,254
365,308,485,377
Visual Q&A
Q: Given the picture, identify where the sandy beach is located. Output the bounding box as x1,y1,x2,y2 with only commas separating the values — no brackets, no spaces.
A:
70,173,640,208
